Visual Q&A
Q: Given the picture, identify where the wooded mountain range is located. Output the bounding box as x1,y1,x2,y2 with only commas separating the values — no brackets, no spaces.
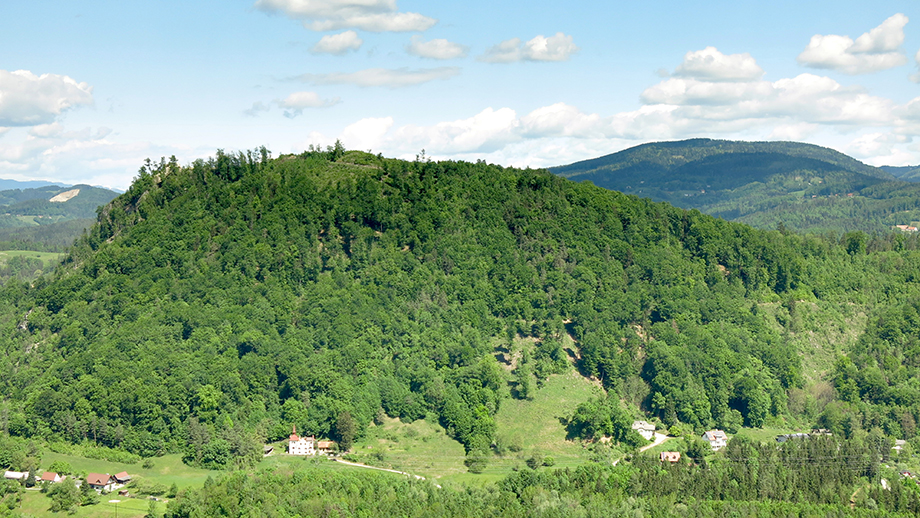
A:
552,138,920,234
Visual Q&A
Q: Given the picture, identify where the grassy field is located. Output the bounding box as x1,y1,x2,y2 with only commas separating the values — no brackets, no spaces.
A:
349,414,469,480
42,452,222,491
16,490,163,518
0,250,64,269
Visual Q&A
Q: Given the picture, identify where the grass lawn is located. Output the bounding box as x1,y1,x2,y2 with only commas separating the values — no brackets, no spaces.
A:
17,490,163,518
42,452,222,491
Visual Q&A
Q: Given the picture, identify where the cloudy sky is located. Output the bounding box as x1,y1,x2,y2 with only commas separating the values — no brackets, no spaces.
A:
4,0,920,189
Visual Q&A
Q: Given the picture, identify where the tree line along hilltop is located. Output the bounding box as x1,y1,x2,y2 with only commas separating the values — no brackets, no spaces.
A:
0,147,919,515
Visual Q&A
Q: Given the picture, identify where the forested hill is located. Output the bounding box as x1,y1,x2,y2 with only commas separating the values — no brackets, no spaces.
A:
1,148,919,480
551,139,920,234
0,183,119,252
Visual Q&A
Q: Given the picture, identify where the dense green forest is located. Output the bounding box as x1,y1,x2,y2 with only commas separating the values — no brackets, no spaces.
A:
1,148,920,515
551,138,920,234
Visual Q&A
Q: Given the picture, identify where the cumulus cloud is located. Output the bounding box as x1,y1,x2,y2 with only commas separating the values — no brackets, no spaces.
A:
311,30,363,55
295,67,460,88
797,14,909,74
673,47,764,82
479,33,578,63
277,91,341,117
0,123,196,190
520,103,603,138
393,107,519,153
341,117,394,151
0,70,94,127
406,36,468,59
254,0,436,32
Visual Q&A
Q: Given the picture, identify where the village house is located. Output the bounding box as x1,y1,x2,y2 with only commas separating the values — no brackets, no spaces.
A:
660,451,681,463
288,426,317,455
702,430,728,451
3,471,28,481
86,473,115,492
113,471,131,485
317,440,336,455
40,472,62,483
775,433,810,443
631,421,656,441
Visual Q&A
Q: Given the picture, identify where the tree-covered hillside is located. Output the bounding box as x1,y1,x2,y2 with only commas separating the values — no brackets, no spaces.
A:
0,148,918,479
0,183,118,253
551,138,920,234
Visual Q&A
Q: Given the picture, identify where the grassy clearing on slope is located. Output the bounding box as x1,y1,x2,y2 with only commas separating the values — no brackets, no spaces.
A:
757,300,866,384
349,415,469,480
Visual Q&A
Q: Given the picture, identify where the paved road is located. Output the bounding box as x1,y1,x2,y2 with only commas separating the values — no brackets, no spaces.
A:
639,432,671,452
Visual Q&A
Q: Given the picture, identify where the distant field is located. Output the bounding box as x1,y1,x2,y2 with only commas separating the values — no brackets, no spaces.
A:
0,250,64,268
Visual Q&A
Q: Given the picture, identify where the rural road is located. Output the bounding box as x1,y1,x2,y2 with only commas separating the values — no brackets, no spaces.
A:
639,432,671,452
334,458,442,488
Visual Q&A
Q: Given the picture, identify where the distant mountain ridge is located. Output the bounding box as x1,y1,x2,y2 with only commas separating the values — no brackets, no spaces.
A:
550,138,920,234
0,183,119,251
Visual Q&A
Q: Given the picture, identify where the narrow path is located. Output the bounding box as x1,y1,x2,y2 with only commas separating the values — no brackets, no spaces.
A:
639,432,671,453
333,458,442,488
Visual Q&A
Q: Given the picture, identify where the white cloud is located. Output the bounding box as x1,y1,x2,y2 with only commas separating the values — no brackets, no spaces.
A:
28,122,65,138
406,36,468,60
0,124,202,190
296,67,460,88
641,63,895,128
341,117,394,151
311,30,363,55
767,123,820,141
479,33,578,63
797,14,909,74
911,48,920,83
0,70,93,127
254,0,436,32
393,107,519,153
520,103,602,138
673,47,764,82
243,101,271,117
277,91,341,118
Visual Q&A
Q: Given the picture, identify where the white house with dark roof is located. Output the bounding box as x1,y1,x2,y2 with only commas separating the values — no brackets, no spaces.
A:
702,430,728,451
631,421,656,441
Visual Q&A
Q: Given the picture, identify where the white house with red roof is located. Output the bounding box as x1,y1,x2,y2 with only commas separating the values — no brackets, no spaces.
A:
288,425,316,456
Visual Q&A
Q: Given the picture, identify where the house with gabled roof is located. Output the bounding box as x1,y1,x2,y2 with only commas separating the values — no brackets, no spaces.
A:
40,472,62,483
631,421,656,441
86,473,115,492
660,451,681,463
702,430,728,451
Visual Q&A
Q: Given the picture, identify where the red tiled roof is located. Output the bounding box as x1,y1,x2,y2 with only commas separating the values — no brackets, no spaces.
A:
113,471,130,482
40,472,59,482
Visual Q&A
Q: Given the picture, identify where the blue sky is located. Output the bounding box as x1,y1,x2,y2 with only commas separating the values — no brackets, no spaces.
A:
3,0,920,189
